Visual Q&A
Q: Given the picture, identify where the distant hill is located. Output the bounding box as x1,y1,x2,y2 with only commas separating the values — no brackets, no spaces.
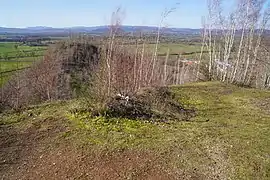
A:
0,26,202,36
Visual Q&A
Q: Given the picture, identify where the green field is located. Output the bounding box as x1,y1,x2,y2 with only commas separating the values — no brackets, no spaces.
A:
0,61,34,86
133,43,201,54
0,42,46,54
158,43,201,54
0,41,203,87
131,43,203,60
0,43,46,86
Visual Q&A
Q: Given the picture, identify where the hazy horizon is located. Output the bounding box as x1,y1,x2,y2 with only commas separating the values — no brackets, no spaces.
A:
0,25,203,29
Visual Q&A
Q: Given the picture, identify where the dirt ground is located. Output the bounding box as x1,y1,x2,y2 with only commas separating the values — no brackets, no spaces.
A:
0,118,180,180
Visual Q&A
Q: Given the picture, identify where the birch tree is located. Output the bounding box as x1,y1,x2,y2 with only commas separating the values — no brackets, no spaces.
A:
204,0,270,88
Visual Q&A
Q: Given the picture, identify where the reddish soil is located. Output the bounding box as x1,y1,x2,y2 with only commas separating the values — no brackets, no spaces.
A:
0,118,178,180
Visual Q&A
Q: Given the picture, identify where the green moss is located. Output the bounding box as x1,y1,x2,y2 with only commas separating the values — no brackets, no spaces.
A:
172,81,270,179
66,112,168,149
0,101,68,127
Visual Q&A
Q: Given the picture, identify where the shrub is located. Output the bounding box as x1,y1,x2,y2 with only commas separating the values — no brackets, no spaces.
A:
92,87,196,122
0,41,101,110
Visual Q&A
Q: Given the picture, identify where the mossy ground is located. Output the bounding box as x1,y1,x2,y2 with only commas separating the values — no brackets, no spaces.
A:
1,82,270,179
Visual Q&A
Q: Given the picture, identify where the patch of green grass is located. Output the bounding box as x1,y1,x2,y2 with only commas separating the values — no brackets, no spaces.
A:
158,43,201,54
0,43,21,53
0,112,29,125
0,61,33,71
0,42,46,54
135,43,201,55
0,73,11,86
171,81,270,179
66,113,164,149
14,56,42,61
0,101,68,127
0,60,35,86
0,43,45,86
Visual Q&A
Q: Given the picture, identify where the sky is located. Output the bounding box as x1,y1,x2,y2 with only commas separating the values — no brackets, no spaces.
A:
1,0,208,28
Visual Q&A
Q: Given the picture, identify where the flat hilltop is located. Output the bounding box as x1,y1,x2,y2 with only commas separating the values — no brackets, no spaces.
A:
1,82,270,179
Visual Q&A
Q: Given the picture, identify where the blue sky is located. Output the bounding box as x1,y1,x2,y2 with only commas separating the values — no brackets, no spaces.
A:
1,0,208,28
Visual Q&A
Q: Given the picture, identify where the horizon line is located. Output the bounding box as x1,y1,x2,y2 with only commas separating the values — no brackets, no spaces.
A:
0,25,202,29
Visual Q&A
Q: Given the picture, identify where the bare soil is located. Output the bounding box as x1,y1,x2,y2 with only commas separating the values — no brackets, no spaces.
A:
0,118,179,180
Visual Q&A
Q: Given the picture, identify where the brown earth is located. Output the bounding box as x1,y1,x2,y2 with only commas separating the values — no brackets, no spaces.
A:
0,117,185,180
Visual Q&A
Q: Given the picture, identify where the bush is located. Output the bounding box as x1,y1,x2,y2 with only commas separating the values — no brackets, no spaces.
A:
105,94,153,119
0,41,101,110
93,87,196,122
